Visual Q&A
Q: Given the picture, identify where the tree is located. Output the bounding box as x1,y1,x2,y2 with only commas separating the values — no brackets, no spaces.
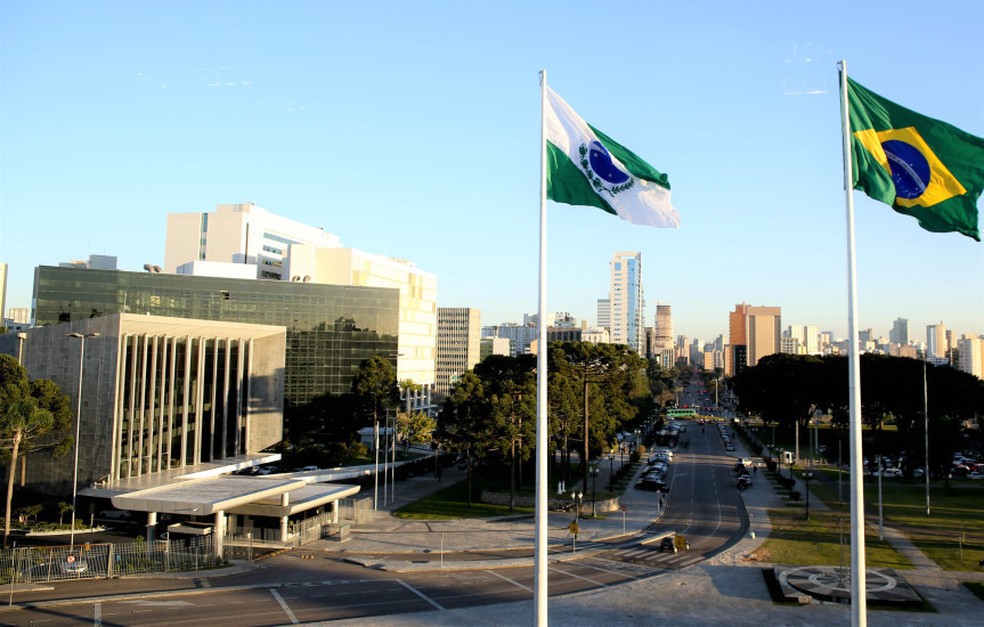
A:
475,355,536,511
396,410,436,446
351,355,400,429
0,354,71,546
551,342,644,491
58,501,73,526
437,371,487,506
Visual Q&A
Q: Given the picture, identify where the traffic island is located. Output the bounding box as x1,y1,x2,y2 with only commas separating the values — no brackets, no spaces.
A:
770,564,924,607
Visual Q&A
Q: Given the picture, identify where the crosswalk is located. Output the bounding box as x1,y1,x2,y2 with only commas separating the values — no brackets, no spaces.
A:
556,539,704,569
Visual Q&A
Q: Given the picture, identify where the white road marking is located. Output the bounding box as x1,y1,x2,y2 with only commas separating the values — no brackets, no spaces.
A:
93,602,101,626
550,566,608,587
270,589,298,624
396,579,445,610
485,569,533,593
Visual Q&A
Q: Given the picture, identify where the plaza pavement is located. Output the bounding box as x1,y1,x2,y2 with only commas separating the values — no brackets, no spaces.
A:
318,437,984,626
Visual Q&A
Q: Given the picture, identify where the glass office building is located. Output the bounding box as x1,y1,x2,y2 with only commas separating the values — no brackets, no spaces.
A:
33,266,400,404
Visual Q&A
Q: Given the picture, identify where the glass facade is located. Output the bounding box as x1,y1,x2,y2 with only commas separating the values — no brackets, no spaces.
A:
33,267,400,403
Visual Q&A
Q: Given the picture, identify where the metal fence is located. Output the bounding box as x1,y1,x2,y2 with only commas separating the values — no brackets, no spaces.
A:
0,537,220,585
338,496,373,524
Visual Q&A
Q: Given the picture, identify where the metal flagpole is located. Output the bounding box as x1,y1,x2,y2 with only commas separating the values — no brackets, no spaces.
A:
534,68,549,626
838,59,867,627
373,420,379,510
923,354,930,516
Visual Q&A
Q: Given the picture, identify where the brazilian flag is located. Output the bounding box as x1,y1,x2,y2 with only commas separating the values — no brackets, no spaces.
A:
847,78,984,241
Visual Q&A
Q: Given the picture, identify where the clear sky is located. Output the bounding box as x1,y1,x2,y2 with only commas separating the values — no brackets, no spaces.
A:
2,1,982,344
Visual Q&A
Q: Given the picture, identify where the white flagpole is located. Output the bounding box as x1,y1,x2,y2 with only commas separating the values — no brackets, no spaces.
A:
534,68,549,626
838,59,867,627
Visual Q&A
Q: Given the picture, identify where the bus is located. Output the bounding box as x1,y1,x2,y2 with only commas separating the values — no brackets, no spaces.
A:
665,408,697,419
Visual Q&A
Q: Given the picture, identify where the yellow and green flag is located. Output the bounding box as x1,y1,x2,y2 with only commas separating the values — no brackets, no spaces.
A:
847,78,984,241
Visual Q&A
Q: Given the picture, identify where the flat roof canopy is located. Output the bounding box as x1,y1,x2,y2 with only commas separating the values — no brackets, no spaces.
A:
112,476,307,516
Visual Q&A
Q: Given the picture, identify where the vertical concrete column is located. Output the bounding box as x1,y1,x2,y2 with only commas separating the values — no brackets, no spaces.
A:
214,510,225,560
146,511,158,544
332,501,339,523
280,515,289,544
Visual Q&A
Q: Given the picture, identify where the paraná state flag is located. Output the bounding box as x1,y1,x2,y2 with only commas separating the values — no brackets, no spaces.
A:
544,87,679,228
847,78,984,241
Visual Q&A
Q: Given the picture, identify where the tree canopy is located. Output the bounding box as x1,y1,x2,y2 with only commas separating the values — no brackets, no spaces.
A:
0,354,72,545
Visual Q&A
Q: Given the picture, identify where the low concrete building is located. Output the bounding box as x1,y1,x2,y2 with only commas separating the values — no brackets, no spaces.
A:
1,314,362,557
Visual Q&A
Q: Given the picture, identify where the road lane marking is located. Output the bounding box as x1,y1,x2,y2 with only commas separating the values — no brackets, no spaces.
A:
396,579,445,610
550,566,608,587
94,602,101,626
270,589,298,624
485,569,533,593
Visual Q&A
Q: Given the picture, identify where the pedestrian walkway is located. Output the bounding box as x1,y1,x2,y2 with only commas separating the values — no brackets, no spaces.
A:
328,453,663,559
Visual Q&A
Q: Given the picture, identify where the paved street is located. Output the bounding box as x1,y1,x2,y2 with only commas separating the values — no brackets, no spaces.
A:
1,424,983,625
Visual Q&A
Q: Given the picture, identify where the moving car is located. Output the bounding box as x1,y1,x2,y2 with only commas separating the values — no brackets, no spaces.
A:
659,534,690,553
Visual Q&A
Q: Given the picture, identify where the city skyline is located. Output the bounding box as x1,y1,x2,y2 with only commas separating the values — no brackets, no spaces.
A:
2,1,982,342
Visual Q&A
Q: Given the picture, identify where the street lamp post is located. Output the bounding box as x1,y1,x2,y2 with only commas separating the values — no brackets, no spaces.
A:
778,448,784,480
589,463,599,517
15,333,27,365
607,451,615,490
804,471,813,520
67,331,98,552
570,490,582,523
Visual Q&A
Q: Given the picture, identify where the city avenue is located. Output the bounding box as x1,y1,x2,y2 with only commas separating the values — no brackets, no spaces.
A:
0,418,749,625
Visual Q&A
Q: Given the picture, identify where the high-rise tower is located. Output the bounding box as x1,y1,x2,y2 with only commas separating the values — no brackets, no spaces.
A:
608,252,644,353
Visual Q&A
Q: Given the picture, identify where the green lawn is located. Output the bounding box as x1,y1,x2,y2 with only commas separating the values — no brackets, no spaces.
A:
756,507,913,569
799,465,984,571
873,481,984,571
392,479,534,519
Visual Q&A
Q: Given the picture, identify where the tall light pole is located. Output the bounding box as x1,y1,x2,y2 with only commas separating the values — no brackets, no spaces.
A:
804,471,813,520
922,351,930,516
67,332,98,553
607,451,615,491
589,463,599,517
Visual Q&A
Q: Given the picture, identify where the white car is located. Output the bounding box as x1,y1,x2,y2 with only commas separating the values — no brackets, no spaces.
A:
61,557,88,575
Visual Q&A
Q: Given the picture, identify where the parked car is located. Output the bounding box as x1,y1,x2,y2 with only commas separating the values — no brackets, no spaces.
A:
636,479,670,492
60,556,88,575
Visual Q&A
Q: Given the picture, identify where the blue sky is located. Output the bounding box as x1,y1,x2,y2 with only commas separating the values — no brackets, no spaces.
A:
2,1,982,343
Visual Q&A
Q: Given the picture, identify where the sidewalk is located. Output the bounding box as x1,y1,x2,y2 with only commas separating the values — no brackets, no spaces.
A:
324,453,662,562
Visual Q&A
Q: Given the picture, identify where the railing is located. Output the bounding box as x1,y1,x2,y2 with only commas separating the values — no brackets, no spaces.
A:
0,537,220,585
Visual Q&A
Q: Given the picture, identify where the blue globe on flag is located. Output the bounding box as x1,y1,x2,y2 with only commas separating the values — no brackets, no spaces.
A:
588,141,630,184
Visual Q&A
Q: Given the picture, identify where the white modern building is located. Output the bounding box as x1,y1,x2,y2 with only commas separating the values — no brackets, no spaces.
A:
164,203,437,404
607,252,645,353
164,203,340,280
786,324,820,355
926,322,948,361
435,307,481,396
957,334,983,379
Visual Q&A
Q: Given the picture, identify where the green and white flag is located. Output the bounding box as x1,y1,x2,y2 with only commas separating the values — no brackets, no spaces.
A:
544,86,679,228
